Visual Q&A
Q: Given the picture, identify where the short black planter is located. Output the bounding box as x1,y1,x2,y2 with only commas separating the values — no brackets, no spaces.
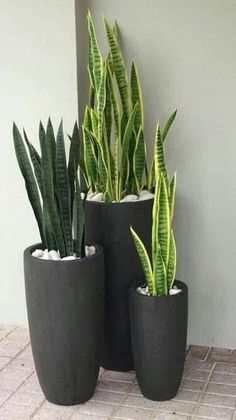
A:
129,280,188,401
24,243,104,405
85,199,153,371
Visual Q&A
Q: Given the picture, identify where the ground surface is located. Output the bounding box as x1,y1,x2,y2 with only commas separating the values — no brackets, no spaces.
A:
0,326,236,419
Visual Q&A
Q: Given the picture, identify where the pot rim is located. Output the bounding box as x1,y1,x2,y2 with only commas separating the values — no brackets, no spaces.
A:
85,197,154,207
24,243,103,265
129,280,187,301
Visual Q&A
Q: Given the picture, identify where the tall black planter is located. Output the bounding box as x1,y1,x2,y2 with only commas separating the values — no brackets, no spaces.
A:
24,243,104,405
85,199,153,371
129,281,188,401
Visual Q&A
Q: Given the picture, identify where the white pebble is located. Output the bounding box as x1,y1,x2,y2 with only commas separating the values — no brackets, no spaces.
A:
136,286,149,296
49,250,60,261
120,194,138,202
87,192,96,200
61,255,76,261
85,245,96,257
169,288,182,295
91,192,104,202
139,190,150,196
41,249,51,260
139,191,154,200
32,249,44,258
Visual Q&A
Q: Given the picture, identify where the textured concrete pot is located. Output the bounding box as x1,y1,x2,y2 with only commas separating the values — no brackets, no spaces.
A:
85,199,153,371
129,280,188,401
24,243,104,405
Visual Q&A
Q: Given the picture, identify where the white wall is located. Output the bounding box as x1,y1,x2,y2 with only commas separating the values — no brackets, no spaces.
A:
75,0,236,348
0,0,78,324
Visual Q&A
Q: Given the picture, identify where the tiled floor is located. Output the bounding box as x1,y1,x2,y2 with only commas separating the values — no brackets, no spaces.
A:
0,327,236,419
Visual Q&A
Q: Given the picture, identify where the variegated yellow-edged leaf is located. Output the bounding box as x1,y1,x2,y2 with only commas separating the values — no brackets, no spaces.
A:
155,123,168,184
83,106,92,132
121,101,139,165
158,174,171,267
162,109,177,143
104,18,130,119
107,63,120,138
152,175,161,263
130,226,154,295
154,243,167,296
105,70,112,143
97,61,107,142
167,230,177,292
169,172,177,222
130,62,144,133
82,126,97,191
148,157,155,191
133,127,146,193
90,108,99,138
87,10,103,94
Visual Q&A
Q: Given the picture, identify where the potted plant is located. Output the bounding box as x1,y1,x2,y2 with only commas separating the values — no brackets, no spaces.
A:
13,120,105,405
82,12,177,371
129,123,188,401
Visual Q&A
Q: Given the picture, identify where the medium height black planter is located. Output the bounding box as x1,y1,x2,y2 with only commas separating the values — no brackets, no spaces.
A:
24,243,104,405
85,199,153,371
129,281,188,401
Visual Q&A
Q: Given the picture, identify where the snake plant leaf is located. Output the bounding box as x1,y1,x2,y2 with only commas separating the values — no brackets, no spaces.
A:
40,122,66,256
151,174,161,263
75,174,85,258
155,123,168,184
23,130,43,195
121,101,139,165
87,10,103,94
84,106,92,132
169,172,177,222
162,109,177,143
43,204,57,251
130,226,154,295
68,122,80,219
104,18,130,120
92,133,111,195
133,128,146,193
98,62,107,142
90,109,99,138
158,174,171,267
107,63,120,137
148,158,155,192
13,123,46,247
82,126,98,190
154,243,167,296
130,62,144,133
105,72,112,143
167,230,177,291
46,118,58,194
56,121,73,256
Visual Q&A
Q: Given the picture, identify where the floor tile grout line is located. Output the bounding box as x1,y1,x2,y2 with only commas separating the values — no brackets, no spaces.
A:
191,362,216,417
110,376,139,419
0,326,18,343
204,346,212,361
0,368,36,410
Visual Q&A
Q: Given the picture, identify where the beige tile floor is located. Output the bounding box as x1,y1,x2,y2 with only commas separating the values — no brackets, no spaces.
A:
0,326,236,419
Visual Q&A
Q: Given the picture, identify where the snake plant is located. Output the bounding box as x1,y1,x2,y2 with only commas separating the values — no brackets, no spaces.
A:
130,121,177,296
13,120,85,258
80,12,147,201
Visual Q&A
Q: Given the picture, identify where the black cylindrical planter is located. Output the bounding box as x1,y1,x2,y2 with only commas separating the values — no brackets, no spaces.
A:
129,281,188,401
24,243,104,405
85,199,153,371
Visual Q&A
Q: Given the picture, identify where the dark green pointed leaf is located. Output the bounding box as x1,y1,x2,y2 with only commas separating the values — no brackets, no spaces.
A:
13,123,46,246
